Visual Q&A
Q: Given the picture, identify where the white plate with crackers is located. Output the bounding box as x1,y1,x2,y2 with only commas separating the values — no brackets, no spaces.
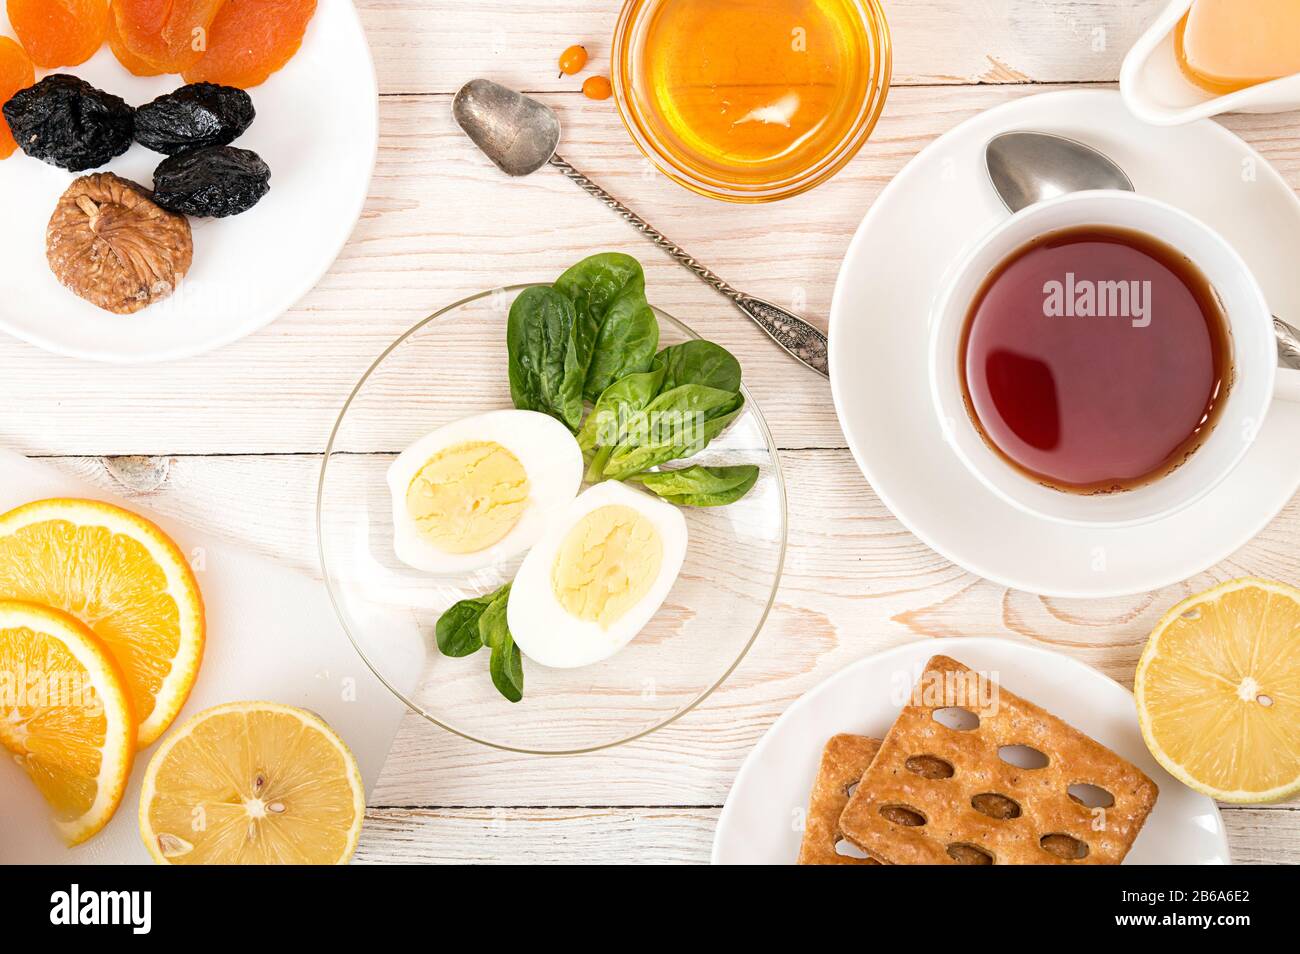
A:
713,638,1230,865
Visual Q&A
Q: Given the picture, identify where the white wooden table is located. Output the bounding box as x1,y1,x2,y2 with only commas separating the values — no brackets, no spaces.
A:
8,0,1298,863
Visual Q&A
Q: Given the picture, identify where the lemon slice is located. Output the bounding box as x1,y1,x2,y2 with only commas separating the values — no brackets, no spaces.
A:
0,498,205,747
1136,577,1300,803
139,702,366,864
0,600,136,845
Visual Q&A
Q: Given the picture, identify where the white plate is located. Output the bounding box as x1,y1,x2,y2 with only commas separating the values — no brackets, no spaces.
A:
0,0,377,362
712,637,1230,865
829,90,1300,598
0,449,409,863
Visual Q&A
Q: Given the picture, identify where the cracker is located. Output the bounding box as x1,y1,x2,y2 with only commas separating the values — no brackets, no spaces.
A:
838,655,1158,865
796,733,883,865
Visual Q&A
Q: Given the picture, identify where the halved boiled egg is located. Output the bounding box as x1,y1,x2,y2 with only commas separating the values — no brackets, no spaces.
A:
507,480,688,668
387,410,583,573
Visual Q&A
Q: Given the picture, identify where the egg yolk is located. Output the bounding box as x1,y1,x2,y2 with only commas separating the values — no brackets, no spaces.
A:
405,441,529,554
551,505,663,629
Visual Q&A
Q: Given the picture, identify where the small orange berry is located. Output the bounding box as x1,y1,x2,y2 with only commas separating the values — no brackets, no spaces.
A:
559,44,588,76
582,75,612,101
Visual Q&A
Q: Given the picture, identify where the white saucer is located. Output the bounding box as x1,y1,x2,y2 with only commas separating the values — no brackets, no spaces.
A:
0,2,377,363
712,637,1229,865
829,90,1300,598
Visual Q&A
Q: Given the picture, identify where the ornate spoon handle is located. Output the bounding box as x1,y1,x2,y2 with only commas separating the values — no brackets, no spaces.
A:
1277,316,1300,371
549,154,831,377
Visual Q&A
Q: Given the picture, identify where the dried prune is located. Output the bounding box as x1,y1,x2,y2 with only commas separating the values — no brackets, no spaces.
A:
3,74,134,171
135,83,255,155
47,173,193,315
152,145,270,217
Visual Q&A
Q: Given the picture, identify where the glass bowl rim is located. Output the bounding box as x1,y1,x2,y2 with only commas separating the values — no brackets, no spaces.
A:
316,283,790,755
610,0,894,204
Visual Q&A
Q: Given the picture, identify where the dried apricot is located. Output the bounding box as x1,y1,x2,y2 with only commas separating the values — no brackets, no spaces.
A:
106,0,164,76
114,0,228,73
182,0,317,89
0,36,35,160
7,0,109,69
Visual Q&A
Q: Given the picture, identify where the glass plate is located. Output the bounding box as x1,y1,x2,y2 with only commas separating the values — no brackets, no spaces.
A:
317,286,787,753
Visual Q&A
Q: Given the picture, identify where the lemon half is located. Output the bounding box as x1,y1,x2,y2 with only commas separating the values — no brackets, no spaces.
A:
1136,577,1300,803
139,702,366,864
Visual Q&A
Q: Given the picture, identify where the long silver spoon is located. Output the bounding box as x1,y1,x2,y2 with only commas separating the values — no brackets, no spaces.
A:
986,130,1300,370
452,79,830,377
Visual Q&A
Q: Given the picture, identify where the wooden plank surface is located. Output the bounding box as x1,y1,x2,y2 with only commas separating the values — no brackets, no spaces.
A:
354,806,1300,865
37,451,1300,820
355,0,1171,92
3,0,1298,863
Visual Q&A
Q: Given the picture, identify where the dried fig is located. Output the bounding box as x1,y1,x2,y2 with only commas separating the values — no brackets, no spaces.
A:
47,173,194,315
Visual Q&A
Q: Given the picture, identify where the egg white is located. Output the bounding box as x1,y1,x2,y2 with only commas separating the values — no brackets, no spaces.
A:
387,409,583,573
507,480,689,668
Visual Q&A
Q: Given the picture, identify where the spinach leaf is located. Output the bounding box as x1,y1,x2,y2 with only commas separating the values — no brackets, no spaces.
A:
554,253,659,402
488,635,524,704
435,592,495,657
477,585,523,703
476,583,512,649
580,338,748,482
585,294,659,402
506,286,596,431
601,385,745,480
439,579,514,707
657,340,742,393
630,464,760,507
577,354,666,481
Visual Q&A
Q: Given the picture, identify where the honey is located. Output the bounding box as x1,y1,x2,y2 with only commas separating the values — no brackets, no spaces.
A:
1176,0,1300,95
614,0,890,201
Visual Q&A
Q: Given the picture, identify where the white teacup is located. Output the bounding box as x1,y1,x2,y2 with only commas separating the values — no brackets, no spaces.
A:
929,190,1286,528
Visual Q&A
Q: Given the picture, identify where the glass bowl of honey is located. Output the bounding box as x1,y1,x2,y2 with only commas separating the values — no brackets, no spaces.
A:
612,0,891,203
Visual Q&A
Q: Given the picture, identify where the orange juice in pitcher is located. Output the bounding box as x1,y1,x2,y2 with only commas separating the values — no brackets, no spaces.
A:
1176,0,1300,94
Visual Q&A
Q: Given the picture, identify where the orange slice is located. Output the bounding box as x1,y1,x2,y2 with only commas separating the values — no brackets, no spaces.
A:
0,600,135,844
140,702,365,864
0,499,204,747
1136,577,1300,803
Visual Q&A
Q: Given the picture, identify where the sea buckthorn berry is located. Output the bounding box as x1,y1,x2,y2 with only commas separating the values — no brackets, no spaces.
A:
583,75,612,101
558,44,588,76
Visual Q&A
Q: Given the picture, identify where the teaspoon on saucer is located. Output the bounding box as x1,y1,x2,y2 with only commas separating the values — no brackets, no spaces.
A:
451,78,830,377
985,130,1300,370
